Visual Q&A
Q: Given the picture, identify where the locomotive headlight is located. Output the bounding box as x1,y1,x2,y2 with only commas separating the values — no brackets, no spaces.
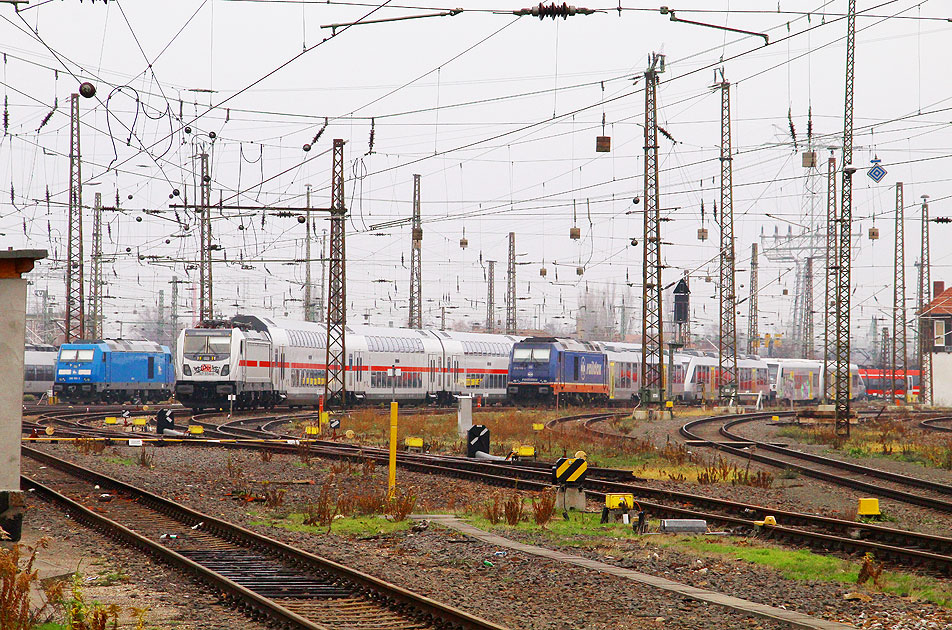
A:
183,364,192,376
221,364,230,377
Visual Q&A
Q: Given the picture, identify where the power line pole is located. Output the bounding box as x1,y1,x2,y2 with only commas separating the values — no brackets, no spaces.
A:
408,174,422,328
170,278,181,354
158,289,166,345
716,74,737,399
198,152,213,321
822,155,838,402
324,139,348,409
65,92,84,342
441,305,446,331
317,229,326,322
834,0,857,436
748,243,758,354
918,194,933,406
803,256,814,358
506,231,516,334
87,192,103,339
892,182,907,403
304,184,315,322
486,260,496,333
641,52,666,405
880,327,890,382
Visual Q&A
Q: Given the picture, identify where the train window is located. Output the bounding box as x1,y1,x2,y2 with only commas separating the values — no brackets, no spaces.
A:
59,349,78,361
76,349,95,362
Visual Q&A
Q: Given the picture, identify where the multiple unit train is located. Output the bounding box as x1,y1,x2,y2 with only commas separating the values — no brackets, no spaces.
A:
24,344,57,397
175,316,520,410
507,337,864,404
52,340,175,403
26,317,878,408
857,368,920,400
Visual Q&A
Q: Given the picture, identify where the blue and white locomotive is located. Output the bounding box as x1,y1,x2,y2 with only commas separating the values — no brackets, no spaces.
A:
53,340,174,403
507,337,609,402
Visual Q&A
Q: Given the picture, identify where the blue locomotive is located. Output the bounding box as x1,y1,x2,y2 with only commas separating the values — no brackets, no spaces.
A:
53,340,174,403
506,337,608,402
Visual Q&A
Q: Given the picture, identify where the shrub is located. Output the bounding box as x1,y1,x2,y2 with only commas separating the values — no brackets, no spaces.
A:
303,484,337,528
135,448,154,469
504,493,524,526
482,494,503,525
531,490,556,527
259,449,273,463
225,454,242,478
0,539,62,630
264,488,286,508
75,438,106,455
387,487,417,522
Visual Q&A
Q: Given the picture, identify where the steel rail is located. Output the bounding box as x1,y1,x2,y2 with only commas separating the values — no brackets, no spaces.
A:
681,412,952,513
22,446,509,630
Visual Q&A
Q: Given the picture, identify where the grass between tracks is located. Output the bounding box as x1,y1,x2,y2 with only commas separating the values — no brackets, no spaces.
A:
458,509,952,608
322,407,768,485
776,418,952,470
661,536,952,608
250,512,413,536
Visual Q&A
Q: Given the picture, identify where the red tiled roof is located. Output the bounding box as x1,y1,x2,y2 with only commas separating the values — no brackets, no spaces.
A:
925,287,952,316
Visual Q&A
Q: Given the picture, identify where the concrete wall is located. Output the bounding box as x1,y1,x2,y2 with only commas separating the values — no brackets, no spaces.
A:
932,352,952,407
0,278,26,492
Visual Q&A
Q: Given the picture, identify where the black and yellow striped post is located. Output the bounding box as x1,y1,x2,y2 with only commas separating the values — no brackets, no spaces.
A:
552,457,588,486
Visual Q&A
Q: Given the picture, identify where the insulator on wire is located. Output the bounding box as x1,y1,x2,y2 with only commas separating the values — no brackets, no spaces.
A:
513,3,596,19
3,95,8,134
366,118,375,155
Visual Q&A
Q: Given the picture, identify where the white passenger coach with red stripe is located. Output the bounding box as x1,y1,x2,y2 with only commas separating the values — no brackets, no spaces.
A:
175,315,520,410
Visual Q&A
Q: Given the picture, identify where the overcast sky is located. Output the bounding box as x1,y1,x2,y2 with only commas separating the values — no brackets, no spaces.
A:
1,1,950,352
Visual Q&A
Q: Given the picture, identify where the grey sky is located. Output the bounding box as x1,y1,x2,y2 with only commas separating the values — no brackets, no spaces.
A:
1,1,949,349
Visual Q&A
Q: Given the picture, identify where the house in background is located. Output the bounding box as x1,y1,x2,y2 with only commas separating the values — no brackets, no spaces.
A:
923,281,952,406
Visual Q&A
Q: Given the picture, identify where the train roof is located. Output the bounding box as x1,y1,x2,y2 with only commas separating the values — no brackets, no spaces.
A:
515,337,602,352
25,344,57,352
59,340,169,354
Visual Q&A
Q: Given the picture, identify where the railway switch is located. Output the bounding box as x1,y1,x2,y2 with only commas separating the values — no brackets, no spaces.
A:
405,436,424,453
509,445,535,460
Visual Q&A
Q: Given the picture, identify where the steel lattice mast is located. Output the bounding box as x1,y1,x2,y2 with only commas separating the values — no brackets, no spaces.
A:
822,155,837,402
892,183,907,403
87,192,103,339
486,260,496,333
506,231,516,334
747,243,758,354
803,257,814,358
918,195,933,406
198,152,213,321
65,93,84,342
641,53,665,403
409,174,422,328
834,0,857,436
304,184,315,322
717,75,737,398
324,139,348,409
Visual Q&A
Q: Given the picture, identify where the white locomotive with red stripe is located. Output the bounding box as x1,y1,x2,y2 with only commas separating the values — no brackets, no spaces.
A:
174,315,520,410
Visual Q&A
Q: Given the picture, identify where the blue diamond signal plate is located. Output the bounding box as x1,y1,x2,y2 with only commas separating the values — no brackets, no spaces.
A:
868,164,887,183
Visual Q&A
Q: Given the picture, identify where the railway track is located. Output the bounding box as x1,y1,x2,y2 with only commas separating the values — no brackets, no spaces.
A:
921,416,952,433
680,411,952,513
25,407,952,572
21,445,507,630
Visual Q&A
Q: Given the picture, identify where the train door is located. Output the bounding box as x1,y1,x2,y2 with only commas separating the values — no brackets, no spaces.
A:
147,357,155,380
428,354,439,395
609,361,615,400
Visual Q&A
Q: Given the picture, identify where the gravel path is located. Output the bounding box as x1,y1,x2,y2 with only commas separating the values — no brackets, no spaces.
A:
23,441,952,629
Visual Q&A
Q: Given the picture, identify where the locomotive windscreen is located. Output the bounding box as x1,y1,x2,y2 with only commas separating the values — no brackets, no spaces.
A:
183,331,232,356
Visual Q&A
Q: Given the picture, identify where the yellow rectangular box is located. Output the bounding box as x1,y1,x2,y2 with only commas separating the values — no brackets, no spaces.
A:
132,417,148,426
188,425,204,435
305,425,321,435
532,423,545,431
104,417,118,425
512,445,535,457
404,436,424,448
605,493,635,510
857,497,880,516
319,412,329,425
